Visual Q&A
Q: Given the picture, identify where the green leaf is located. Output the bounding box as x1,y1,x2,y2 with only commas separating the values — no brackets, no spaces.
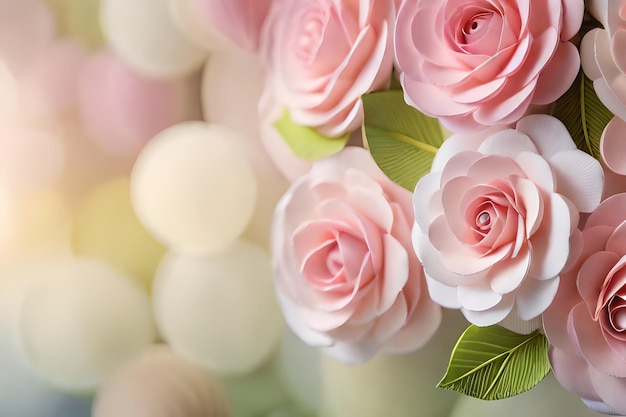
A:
273,109,349,161
552,69,614,159
437,325,551,401
362,89,444,191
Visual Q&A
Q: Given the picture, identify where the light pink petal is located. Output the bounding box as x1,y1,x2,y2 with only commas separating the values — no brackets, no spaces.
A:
401,77,475,117
571,303,626,377
452,77,507,104
413,172,442,232
606,222,626,256
461,293,515,326
528,193,572,280
549,347,601,403
514,151,555,193
594,78,626,122
430,133,491,172
413,227,486,288
439,151,483,184
458,280,503,312
309,147,383,183
473,79,536,126
514,275,560,320
548,150,604,213
601,117,626,176
348,186,394,232
589,366,626,415
580,29,603,81
383,294,442,353
477,129,538,158
515,114,577,159
429,215,511,275
276,289,334,346
371,293,408,343
512,177,543,237
378,234,410,313
488,245,531,294
532,42,581,105
560,0,585,40
587,193,626,229
543,280,583,358
424,274,462,309
465,154,526,182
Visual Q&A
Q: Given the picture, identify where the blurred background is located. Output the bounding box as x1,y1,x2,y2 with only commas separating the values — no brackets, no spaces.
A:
0,0,606,416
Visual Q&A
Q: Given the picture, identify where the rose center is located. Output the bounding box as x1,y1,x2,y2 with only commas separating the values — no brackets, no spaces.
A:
477,211,491,229
294,8,327,64
608,295,626,332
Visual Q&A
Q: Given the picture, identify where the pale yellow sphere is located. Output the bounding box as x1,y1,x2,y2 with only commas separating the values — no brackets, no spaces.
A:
152,240,284,375
130,121,257,255
17,257,156,392
72,177,166,289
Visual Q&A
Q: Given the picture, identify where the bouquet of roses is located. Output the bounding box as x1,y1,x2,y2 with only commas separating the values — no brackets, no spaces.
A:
201,0,626,414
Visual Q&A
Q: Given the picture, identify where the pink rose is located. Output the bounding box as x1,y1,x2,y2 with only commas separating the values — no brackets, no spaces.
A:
394,0,583,132
261,0,395,137
543,193,626,415
272,147,441,363
413,115,603,326
581,3,626,122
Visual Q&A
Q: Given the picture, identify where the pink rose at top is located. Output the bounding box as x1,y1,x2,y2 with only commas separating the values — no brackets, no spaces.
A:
395,0,584,133
580,1,626,176
272,147,441,363
412,115,603,326
543,193,626,416
261,0,395,138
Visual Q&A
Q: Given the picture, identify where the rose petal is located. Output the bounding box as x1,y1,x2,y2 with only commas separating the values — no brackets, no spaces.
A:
458,280,503,311
378,234,410,313
571,303,626,377
528,193,572,280
488,245,531,294
514,151,555,193
549,347,601,403
601,116,626,176
532,42,580,105
383,293,442,353
589,364,626,415
587,193,626,229
477,129,538,158
460,293,515,326
424,274,462,309
276,289,334,346
514,275,559,320
515,114,577,159
548,149,604,213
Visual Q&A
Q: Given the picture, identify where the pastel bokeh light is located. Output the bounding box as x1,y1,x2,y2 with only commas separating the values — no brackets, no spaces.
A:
130,121,257,254
152,240,284,375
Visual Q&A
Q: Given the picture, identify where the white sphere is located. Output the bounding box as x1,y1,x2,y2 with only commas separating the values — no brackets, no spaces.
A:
152,240,284,375
100,0,208,79
130,121,257,254
93,345,230,417
168,0,231,52
17,257,156,392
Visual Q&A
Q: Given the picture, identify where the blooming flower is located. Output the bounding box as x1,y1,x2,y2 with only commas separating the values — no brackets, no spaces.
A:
261,0,395,137
543,193,626,416
394,0,584,132
412,115,603,326
272,147,441,363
